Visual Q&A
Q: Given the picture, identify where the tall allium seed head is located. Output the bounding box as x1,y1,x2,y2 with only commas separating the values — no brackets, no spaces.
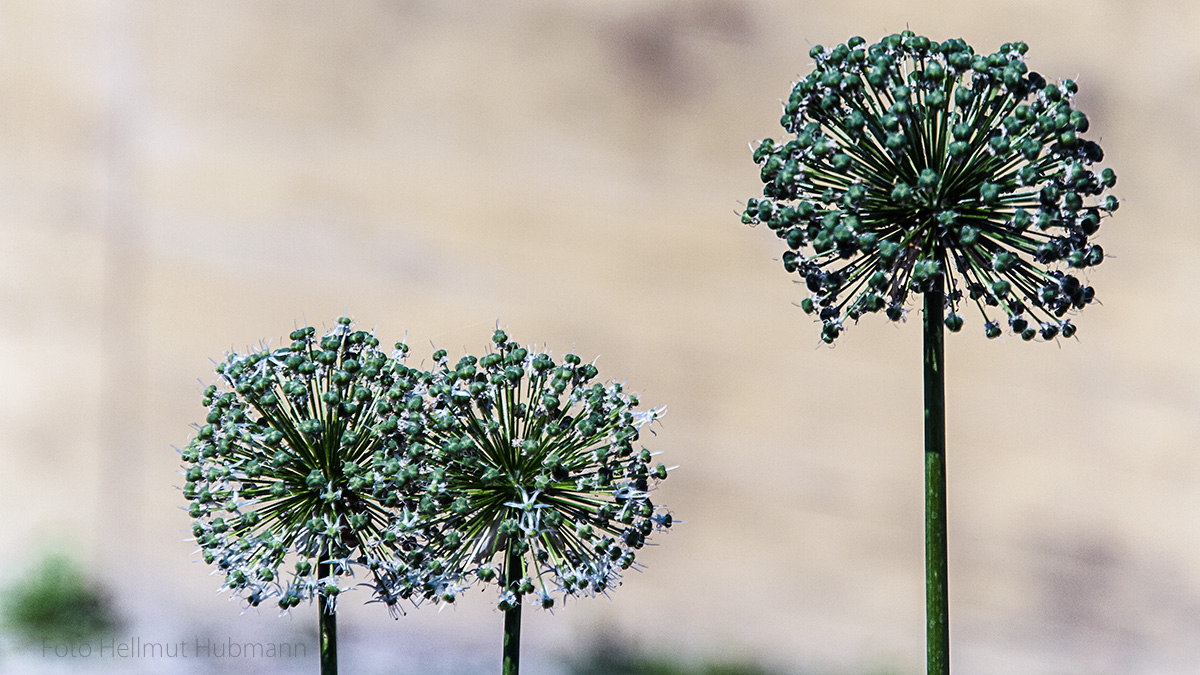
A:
745,33,1117,342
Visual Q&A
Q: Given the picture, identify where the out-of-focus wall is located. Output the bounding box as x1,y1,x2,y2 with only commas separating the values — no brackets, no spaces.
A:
1,1,1197,673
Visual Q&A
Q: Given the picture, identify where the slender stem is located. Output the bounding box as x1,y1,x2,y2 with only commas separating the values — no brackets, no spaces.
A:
502,547,524,675
923,289,949,675
318,558,338,675
503,598,522,675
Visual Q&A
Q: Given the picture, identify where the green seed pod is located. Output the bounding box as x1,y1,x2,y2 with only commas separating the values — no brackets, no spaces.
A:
821,323,841,343
918,168,939,189
992,251,1018,273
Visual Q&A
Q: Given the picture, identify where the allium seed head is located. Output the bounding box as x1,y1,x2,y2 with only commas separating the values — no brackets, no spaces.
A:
746,33,1117,342
406,335,673,609
180,318,451,613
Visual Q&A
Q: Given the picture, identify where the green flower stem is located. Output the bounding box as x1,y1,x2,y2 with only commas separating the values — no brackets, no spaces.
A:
923,288,949,675
503,547,523,675
503,600,522,675
318,558,337,675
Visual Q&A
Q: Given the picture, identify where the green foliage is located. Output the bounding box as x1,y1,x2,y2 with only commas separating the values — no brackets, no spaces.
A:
569,643,907,675
568,640,773,675
1,554,118,645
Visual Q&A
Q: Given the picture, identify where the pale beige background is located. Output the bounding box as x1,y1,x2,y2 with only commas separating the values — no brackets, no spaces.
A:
0,1,1195,674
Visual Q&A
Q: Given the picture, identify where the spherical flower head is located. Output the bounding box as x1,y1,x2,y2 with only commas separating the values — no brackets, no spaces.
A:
744,32,1118,343
180,317,448,614
410,330,673,610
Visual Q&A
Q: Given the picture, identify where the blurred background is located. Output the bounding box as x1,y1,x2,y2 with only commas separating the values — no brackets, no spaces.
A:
0,1,1196,673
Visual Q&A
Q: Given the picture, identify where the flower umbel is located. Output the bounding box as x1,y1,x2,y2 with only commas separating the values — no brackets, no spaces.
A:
744,32,1117,342
411,330,672,610
180,317,446,613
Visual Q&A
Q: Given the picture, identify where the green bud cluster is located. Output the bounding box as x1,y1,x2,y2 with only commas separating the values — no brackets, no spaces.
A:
180,321,673,615
407,329,673,610
180,317,460,615
744,32,1117,342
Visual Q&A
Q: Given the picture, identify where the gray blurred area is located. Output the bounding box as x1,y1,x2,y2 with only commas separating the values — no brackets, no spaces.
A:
1,1,1197,674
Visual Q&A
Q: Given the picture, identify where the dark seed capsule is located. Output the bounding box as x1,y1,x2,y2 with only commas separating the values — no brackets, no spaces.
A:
806,273,823,293
870,271,889,290
821,323,841,343
786,228,804,250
